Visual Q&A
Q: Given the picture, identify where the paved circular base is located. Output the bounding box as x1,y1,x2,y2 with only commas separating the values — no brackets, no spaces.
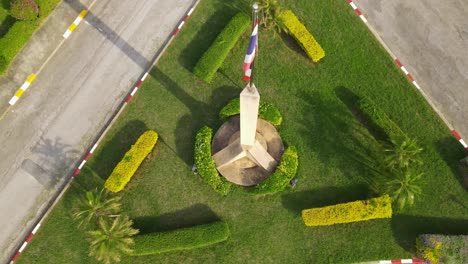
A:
212,115,284,186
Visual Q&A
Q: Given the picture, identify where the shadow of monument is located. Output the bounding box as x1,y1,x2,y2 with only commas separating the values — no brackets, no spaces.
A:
150,67,239,165
133,203,219,235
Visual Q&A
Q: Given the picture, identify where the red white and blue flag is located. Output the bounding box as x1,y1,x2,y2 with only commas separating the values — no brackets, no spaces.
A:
243,20,258,81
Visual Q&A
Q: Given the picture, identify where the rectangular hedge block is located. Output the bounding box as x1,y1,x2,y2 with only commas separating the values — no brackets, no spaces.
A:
130,221,230,256
193,12,250,83
104,130,158,192
301,195,392,226
279,10,325,62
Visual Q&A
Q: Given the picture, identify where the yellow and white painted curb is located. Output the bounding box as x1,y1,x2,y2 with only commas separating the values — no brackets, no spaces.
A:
63,10,88,39
8,74,36,105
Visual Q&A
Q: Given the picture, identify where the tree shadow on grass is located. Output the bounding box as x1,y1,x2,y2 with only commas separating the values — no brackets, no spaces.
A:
133,203,219,235
335,86,390,144
150,67,239,165
434,137,467,189
281,184,370,214
391,215,468,253
0,15,15,38
297,90,382,186
0,0,9,9
89,120,148,180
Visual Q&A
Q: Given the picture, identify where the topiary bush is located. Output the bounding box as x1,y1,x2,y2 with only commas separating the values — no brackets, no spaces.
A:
194,126,231,195
416,234,468,264
10,0,39,21
219,97,283,126
278,10,325,62
253,146,298,195
104,130,158,193
193,13,250,83
130,221,230,256
301,195,393,226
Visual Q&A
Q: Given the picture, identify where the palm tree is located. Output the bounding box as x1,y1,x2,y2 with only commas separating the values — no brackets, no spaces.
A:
87,215,139,264
73,188,121,228
384,137,423,170
256,0,284,32
385,170,423,210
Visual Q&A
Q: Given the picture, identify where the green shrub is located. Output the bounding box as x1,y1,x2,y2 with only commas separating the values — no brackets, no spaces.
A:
358,97,406,143
194,126,231,195
416,234,468,264
254,146,298,195
301,195,392,226
0,0,61,76
104,130,158,193
130,221,230,256
219,97,283,126
278,10,325,62
193,13,250,83
10,0,39,21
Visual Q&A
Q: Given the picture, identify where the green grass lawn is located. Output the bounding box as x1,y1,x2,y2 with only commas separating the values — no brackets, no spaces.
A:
16,0,468,263
0,1,15,37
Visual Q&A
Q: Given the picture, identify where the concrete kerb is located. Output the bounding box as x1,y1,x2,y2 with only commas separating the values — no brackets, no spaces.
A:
345,0,468,153
8,0,201,263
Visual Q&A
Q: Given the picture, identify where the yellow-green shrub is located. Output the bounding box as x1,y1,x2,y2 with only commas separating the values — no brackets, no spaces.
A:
104,130,158,193
278,10,325,62
301,195,392,226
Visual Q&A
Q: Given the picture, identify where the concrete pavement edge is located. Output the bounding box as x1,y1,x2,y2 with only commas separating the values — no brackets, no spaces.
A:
7,0,201,263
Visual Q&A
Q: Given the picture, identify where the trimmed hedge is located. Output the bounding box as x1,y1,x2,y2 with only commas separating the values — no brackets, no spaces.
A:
219,97,283,126
278,10,325,62
358,97,406,142
10,0,39,21
194,126,231,195
0,0,61,76
301,195,392,226
104,130,158,193
254,146,298,195
130,221,230,256
416,234,468,264
193,13,250,83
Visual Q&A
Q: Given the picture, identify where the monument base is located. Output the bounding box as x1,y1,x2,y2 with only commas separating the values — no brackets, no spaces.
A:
212,115,284,186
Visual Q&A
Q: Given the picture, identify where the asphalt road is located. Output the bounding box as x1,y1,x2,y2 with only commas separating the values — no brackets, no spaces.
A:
0,0,193,262
354,0,468,139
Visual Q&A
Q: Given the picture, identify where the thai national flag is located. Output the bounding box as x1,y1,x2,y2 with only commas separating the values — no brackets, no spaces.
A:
243,21,258,81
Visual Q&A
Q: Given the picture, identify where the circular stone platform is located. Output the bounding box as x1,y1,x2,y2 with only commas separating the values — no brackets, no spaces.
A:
212,115,284,186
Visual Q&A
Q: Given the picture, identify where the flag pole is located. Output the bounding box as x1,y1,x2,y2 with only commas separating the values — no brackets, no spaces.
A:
249,3,259,90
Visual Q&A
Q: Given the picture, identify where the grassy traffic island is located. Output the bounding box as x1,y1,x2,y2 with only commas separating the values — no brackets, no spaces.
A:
16,0,468,263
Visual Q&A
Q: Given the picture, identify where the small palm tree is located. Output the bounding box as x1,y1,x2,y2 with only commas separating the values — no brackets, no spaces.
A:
87,215,139,264
256,0,284,32
73,188,121,228
384,137,423,170
385,170,423,210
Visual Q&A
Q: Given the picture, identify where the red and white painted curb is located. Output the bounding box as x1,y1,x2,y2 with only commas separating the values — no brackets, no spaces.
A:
345,0,468,152
347,0,367,23
394,59,421,90
63,10,88,39
173,6,194,36
10,222,41,263
451,129,468,151
9,2,200,263
379,259,424,264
